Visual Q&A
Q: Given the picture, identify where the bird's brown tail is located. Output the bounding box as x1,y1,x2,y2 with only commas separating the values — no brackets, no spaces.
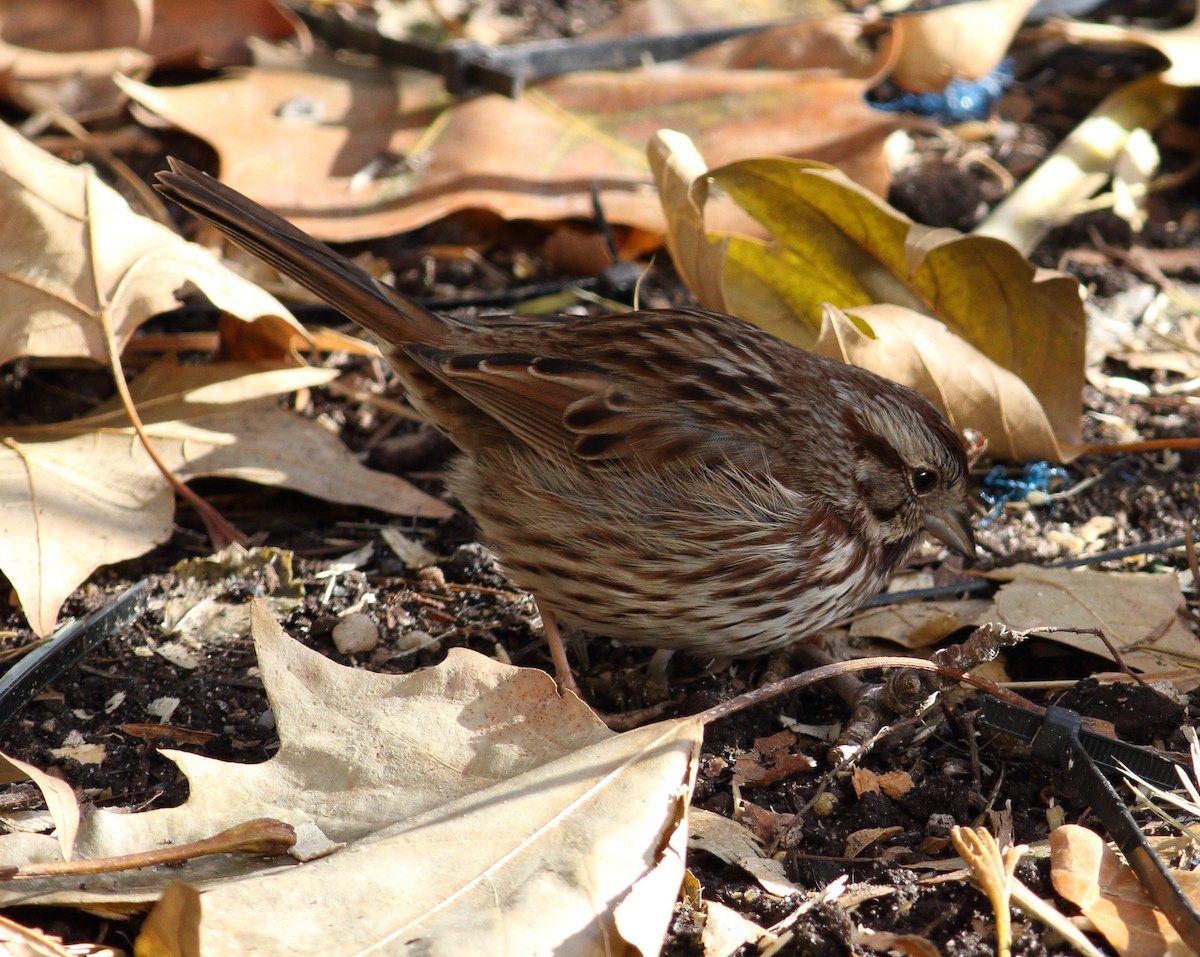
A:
154,159,446,345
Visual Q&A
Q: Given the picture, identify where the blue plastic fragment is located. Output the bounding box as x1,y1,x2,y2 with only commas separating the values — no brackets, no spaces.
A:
979,461,1070,525
872,60,1014,123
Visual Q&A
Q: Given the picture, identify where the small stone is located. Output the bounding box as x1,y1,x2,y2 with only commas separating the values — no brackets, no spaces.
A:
417,565,447,591
811,792,838,818
1079,515,1116,543
332,612,379,654
394,629,438,654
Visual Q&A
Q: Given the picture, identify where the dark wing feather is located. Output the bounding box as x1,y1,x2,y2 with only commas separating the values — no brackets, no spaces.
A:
398,339,747,465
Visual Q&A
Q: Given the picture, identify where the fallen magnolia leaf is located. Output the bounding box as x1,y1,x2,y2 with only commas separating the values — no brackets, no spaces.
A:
0,358,449,635
1050,824,1200,956
0,602,701,957
117,33,896,241
986,564,1196,674
0,119,306,368
648,130,1087,461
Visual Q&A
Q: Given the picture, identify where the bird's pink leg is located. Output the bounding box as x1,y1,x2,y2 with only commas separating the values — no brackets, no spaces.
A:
538,602,581,697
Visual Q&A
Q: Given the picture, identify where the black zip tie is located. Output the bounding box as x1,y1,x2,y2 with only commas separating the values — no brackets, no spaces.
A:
981,697,1200,951
0,580,148,728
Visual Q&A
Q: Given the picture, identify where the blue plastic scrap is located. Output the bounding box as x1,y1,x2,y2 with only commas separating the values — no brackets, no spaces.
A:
871,61,1014,124
980,461,1070,525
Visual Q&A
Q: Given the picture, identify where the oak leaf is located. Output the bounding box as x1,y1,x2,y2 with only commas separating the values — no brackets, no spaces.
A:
0,604,699,955
0,359,449,635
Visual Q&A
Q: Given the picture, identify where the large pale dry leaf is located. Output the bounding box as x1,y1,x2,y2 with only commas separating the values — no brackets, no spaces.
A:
987,565,1197,674
0,754,78,862
117,44,895,241
0,358,449,635
0,120,305,367
812,304,1066,460
888,0,1036,92
0,604,700,957
849,598,992,648
648,131,1086,461
1050,824,1200,956
1045,9,1200,87
0,0,303,114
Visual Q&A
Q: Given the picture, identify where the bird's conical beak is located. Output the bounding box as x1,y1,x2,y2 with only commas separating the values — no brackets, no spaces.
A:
924,509,976,561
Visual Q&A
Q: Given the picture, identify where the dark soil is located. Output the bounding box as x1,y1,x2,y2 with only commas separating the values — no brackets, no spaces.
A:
2,3,1200,955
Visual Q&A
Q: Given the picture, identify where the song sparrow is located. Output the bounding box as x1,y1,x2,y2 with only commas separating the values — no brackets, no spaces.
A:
156,161,975,691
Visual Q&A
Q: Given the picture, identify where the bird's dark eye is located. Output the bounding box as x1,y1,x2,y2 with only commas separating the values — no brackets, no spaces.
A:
911,467,939,495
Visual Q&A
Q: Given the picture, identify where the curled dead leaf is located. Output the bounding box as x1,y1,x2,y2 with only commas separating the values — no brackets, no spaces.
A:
649,130,1087,462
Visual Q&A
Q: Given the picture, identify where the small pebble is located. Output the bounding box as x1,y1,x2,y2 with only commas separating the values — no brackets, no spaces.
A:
1079,515,1115,543
332,612,379,654
811,792,838,818
394,629,439,654
417,565,447,591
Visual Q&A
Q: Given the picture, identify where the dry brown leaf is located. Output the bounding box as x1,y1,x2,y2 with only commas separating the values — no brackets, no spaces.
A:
701,900,769,957
688,807,764,862
648,130,1087,461
0,0,303,115
850,598,991,648
682,16,878,75
738,800,794,846
117,43,895,241
732,731,816,788
0,914,76,957
889,0,1036,92
811,304,1067,460
876,771,914,800
688,809,801,899
136,882,202,957
0,754,78,862
1045,9,1200,87
0,604,700,956
0,120,306,367
852,766,881,797
845,826,901,858
987,565,1198,674
855,928,943,957
1050,824,1200,956
736,856,804,898
0,358,448,635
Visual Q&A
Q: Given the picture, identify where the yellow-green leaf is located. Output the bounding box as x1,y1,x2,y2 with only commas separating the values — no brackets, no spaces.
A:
649,130,1087,461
